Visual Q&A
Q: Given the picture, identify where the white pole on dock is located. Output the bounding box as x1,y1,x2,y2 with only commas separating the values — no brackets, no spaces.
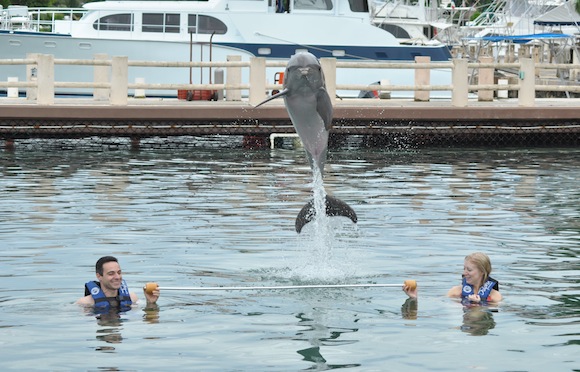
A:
226,55,242,102
93,53,110,101
478,56,495,102
249,57,266,106
414,56,431,102
37,54,54,106
519,58,535,107
320,57,336,104
110,56,128,106
452,58,468,107
7,77,18,98
26,53,38,101
134,77,146,98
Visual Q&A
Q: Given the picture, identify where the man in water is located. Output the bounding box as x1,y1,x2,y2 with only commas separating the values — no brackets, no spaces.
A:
76,256,160,311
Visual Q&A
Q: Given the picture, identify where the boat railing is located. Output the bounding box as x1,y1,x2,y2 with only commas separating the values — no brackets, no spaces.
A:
469,0,507,27
1,54,579,106
0,7,86,32
1,5,32,31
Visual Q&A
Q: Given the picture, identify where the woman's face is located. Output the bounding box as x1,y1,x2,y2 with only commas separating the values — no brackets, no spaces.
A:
463,259,484,286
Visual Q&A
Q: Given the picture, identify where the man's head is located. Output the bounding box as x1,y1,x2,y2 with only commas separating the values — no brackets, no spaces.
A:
96,256,119,275
95,256,123,293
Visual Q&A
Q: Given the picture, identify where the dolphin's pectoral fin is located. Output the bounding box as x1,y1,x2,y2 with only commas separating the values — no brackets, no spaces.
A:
254,89,289,108
295,195,357,233
316,87,333,130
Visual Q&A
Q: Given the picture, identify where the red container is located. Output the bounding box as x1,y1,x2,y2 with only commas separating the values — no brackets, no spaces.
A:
191,90,213,101
177,90,215,101
177,89,189,100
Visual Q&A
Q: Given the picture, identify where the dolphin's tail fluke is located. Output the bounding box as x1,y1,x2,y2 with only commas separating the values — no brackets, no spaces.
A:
295,195,357,233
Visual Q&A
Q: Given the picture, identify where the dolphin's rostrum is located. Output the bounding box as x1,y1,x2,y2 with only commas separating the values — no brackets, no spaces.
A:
255,52,357,233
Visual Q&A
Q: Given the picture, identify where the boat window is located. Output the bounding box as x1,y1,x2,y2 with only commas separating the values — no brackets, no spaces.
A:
188,14,227,35
377,24,410,39
166,14,180,33
293,0,332,11
93,13,133,31
188,14,196,33
143,13,180,33
347,0,368,13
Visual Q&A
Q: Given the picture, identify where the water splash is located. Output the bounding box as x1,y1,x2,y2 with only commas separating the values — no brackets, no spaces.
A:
284,165,360,282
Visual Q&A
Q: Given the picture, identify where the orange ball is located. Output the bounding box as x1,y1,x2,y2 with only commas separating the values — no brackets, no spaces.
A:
143,282,159,294
403,280,417,291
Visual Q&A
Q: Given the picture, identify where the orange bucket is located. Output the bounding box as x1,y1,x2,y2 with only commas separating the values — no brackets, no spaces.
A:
274,72,284,84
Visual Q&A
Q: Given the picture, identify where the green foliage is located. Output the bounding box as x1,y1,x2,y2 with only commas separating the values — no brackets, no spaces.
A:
5,0,51,6
470,10,481,22
1,0,87,7
51,0,86,7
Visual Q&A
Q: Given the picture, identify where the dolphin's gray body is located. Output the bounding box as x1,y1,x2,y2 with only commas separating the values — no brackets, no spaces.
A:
256,52,357,233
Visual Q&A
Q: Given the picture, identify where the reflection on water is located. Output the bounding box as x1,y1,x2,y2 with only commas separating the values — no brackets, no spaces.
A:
142,304,161,324
96,314,124,349
459,306,497,336
401,298,418,320
295,311,361,370
0,143,579,371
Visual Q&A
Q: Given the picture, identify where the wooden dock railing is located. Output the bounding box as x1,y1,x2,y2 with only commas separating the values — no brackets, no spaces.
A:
1,54,579,107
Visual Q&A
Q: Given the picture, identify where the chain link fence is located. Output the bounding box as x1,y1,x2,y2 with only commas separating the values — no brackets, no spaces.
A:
1,118,579,151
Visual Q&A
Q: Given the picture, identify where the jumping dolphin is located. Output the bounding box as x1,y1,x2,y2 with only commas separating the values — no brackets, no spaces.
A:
255,52,357,233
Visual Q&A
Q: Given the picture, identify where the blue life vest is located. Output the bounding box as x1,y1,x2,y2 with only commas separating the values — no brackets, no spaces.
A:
461,277,499,301
85,279,133,313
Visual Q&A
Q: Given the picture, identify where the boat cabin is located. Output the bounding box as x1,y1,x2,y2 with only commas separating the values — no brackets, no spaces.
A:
51,0,372,40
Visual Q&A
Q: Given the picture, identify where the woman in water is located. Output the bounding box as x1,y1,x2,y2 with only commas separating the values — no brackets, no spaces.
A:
403,252,502,303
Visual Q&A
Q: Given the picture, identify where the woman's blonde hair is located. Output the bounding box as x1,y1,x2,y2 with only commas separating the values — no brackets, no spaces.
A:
465,252,492,281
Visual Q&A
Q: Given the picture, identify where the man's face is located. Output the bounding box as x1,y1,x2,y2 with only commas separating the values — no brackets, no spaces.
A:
97,261,123,292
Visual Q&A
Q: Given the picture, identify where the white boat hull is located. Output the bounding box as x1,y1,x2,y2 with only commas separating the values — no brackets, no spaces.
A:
0,0,453,98
1,31,452,98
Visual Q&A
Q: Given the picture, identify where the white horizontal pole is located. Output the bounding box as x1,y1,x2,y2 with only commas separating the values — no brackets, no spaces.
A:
150,283,407,291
